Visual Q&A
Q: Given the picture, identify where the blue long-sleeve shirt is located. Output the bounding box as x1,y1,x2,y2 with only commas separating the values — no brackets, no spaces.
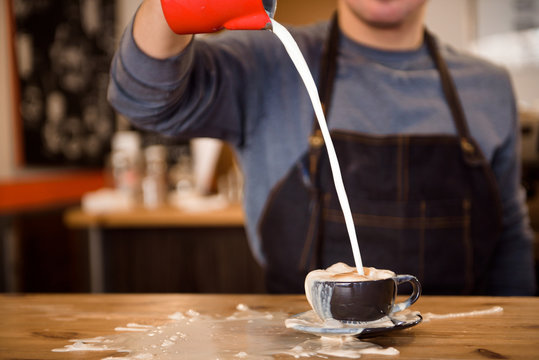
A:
108,18,536,295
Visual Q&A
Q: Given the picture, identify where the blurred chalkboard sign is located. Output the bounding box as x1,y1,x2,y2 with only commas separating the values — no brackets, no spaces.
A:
12,0,116,167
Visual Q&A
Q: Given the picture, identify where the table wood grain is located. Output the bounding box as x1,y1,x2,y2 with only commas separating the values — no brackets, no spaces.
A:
0,294,537,359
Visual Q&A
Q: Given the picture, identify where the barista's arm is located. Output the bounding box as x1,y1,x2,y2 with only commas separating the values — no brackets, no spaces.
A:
488,88,536,296
133,0,192,59
107,0,276,145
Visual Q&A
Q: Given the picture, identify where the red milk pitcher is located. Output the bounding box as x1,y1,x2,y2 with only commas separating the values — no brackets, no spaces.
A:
161,0,277,34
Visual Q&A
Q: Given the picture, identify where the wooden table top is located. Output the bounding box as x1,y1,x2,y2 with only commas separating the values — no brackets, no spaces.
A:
64,203,245,228
1,294,538,359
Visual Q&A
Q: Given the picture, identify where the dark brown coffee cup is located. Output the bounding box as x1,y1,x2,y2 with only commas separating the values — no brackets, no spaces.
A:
309,274,421,322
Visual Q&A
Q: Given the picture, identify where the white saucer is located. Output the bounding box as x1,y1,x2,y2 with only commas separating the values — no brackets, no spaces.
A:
285,310,422,337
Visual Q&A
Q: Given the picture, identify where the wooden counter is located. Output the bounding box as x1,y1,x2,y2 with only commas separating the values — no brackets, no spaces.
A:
1,294,538,359
64,203,245,228
63,204,255,293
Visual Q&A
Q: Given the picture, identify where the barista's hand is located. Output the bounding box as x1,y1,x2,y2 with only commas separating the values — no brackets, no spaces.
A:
133,0,193,59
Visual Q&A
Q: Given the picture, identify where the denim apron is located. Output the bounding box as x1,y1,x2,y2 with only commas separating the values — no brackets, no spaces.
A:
259,17,502,294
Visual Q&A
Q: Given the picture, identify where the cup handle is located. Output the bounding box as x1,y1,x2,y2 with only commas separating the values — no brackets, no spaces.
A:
391,275,422,313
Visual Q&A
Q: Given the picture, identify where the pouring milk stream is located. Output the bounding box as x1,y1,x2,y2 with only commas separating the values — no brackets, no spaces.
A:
270,20,364,275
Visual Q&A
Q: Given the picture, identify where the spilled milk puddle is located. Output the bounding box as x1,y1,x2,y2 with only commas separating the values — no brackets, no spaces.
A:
51,304,401,359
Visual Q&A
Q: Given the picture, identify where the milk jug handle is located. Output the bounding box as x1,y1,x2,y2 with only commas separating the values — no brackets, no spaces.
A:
391,275,422,313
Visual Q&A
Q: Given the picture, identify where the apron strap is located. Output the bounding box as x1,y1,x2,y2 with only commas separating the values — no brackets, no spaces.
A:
308,13,340,186
318,12,340,121
423,31,482,164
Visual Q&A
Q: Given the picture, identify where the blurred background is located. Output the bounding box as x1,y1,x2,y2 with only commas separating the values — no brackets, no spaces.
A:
1,0,538,293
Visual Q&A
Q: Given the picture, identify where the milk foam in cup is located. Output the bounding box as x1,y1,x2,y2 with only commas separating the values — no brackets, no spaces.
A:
305,263,421,323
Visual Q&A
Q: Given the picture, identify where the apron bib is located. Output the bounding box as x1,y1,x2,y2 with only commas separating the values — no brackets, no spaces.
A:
259,16,502,294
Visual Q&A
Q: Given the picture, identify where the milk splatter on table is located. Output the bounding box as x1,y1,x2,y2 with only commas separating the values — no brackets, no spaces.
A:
52,304,398,359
